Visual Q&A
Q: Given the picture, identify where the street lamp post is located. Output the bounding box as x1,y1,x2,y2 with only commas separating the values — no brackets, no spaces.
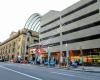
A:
47,46,51,66
59,12,63,68
80,46,84,71
66,44,69,68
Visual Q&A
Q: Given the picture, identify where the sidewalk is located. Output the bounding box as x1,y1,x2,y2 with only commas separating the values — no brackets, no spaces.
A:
37,64,100,73
32,64,100,73
5,61,100,73
66,66,100,73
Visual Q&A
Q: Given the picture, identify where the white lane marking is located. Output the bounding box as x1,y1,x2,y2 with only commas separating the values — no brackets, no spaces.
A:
0,66,43,80
51,71,75,76
51,71,90,80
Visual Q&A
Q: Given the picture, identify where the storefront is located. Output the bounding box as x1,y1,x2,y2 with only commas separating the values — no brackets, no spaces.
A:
67,48,100,66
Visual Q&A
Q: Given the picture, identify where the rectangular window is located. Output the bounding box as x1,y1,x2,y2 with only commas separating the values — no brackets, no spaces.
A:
34,40,39,43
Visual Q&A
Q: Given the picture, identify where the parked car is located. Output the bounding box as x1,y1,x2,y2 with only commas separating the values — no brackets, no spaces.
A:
44,60,55,66
9,59,17,63
70,62,78,68
28,60,35,64
20,60,27,64
0,59,4,62
44,60,49,65
50,60,55,66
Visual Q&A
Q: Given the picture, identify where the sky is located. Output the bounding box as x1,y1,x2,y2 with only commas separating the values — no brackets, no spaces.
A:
0,0,80,42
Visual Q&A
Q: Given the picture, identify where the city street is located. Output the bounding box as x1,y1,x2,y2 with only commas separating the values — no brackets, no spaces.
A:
0,62,100,80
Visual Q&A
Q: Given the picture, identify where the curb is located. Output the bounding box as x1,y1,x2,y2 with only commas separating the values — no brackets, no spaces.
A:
67,68,100,73
5,62,100,73
35,65,100,73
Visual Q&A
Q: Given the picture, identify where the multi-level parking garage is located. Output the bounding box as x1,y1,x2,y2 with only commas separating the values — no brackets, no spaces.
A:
40,0,100,66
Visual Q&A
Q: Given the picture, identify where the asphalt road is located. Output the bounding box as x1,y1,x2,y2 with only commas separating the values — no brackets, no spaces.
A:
0,62,100,80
